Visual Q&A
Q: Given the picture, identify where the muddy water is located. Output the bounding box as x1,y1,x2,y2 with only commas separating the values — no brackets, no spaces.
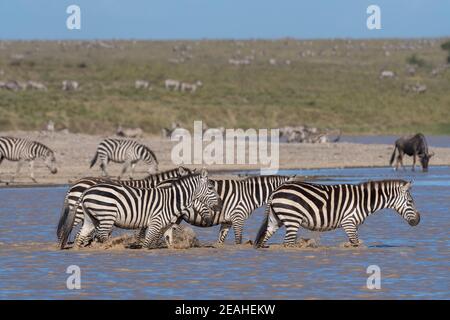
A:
0,167,449,299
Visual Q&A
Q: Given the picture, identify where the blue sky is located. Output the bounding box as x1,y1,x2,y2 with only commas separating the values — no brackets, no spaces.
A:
0,0,448,40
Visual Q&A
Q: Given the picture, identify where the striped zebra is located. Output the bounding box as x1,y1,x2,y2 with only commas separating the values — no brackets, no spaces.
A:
59,169,221,249
254,179,421,248
168,175,293,244
56,166,194,242
90,138,158,179
0,136,57,183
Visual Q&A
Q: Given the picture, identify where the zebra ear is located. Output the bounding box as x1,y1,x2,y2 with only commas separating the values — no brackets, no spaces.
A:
178,166,187,175
201,168,208,178
192,168,197,173
403,181,412,191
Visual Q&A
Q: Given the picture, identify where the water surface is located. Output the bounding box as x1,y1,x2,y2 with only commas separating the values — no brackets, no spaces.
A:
0,166,449,299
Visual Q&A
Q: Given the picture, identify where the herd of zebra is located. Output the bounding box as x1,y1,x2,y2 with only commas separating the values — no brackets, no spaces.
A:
0,135,422,249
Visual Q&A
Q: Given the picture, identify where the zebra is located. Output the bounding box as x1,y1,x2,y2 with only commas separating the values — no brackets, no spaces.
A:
167,175,294,244
56,166,195,243
90,138,158,179
59,169,221,249
0,136,57,183
254,179,421,248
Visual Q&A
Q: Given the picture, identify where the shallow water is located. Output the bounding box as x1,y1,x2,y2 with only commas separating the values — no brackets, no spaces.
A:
0,166,449,299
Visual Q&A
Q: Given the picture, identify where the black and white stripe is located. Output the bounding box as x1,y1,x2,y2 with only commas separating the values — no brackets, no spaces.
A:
90,138,158,178
170,175,293,244
254,179,421,248
56,166,194,242
59,169,221,249
0,136,57,182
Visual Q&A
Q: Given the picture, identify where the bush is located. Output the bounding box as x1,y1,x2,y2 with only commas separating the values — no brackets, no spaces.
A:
441,40,450,51
406,54,426,67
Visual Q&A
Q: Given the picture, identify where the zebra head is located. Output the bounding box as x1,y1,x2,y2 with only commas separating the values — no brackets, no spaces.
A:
392,181,420,226
178,166,195,176
193,169,222,214
44,151,58,174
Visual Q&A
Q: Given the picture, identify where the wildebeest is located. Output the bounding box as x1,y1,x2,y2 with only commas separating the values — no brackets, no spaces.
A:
390,133,434,172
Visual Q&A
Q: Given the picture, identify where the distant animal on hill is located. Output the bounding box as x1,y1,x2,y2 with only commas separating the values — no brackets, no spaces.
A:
180,81,202,93
116,125,143,138
165,79,180,91
390,133,434,172
62,80,79,91
0,136,57,183
135,80,150,90
90,138,158,179
379,70,395,79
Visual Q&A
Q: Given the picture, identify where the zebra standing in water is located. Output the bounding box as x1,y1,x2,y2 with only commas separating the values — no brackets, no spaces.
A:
59,169,221,249
254,179,420,248
90,138,158,179
56,166,195,242
0,136,57,183
167,175,294,244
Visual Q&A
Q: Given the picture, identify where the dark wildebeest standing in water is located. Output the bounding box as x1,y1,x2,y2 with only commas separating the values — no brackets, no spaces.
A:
390,133,434,172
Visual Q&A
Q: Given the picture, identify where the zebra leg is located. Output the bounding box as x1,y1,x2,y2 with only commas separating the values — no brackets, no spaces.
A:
130,162,137,180
0,156,3,181
100,158,109,177
128,227,147,249
10,160,24,183
119,160,131,180
283,222,300,247
142,225,163,249
95,219,115,243
341,222,360,247
74,214,96,248
29,160,37,183
231,217,245,244
217,223,231,244
259,208,282,248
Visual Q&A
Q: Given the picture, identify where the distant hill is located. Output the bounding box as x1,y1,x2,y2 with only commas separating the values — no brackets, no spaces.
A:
0,39,449,135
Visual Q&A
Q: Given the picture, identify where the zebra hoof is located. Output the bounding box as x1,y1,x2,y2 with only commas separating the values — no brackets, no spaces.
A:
343,241,361,248
127,243,143,249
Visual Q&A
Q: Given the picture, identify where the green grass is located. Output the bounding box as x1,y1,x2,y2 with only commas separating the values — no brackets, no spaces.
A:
0,39,449,135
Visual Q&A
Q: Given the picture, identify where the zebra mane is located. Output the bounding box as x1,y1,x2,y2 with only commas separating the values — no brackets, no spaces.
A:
242,175,289,182
360,179,409,188
156,173,200,189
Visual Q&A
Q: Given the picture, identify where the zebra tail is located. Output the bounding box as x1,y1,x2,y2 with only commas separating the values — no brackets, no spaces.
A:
254,204,271,248
56,197,70,240
389,146,397,166
59,195,82,249
89,151,98,168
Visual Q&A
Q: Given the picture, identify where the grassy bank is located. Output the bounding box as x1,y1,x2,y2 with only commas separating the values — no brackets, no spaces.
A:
0,39,449,135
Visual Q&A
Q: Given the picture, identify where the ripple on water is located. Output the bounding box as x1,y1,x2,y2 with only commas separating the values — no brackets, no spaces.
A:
0,167,449,299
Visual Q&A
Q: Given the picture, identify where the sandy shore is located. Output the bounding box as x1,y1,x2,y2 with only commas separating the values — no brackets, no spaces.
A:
0,130,449,186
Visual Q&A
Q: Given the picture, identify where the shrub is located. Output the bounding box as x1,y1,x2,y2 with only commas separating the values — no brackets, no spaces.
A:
406,54,426,67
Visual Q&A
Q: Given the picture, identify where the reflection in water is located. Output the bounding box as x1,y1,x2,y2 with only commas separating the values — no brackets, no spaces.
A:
0,166,449,299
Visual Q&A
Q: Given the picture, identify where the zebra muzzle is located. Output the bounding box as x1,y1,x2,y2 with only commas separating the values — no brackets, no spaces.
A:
408,213,420,226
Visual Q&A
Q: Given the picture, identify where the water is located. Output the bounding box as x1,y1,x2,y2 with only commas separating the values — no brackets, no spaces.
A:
0,167,449,299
